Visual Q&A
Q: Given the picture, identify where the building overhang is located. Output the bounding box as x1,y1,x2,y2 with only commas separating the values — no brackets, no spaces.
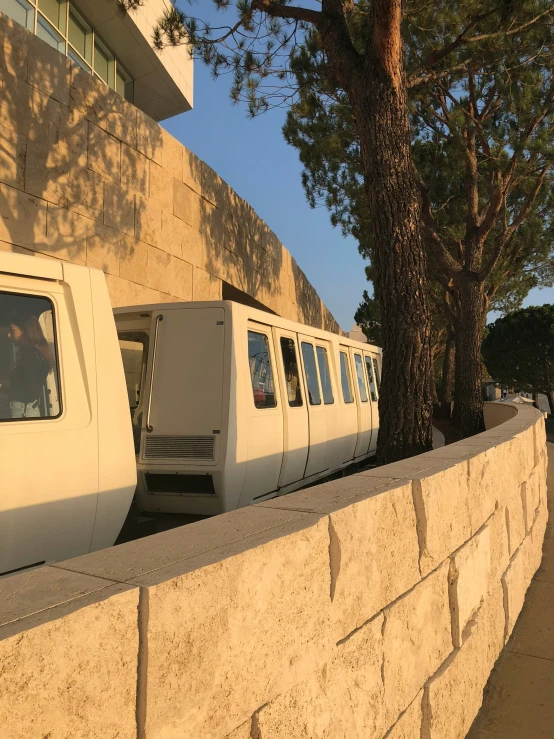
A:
72,0,193,121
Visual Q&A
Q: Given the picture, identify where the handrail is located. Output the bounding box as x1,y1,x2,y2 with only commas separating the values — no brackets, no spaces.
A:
146,314,163,433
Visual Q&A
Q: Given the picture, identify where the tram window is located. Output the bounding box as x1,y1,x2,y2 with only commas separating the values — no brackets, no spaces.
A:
0,292,61,422
301,342,321,405
248,331,277,408
365,356,378,401
316,346,334,405
354,353,368,402
118,332,149,415
280,337,303,407
373,357,381,392
339,351,354,403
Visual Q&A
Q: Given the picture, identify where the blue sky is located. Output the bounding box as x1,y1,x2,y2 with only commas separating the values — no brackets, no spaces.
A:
163,36,553,330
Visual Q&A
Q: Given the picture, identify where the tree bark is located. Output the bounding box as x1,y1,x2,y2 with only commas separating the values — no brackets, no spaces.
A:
320,3,433,465
452,275,486,436
548,390,554,414
441,331,455,415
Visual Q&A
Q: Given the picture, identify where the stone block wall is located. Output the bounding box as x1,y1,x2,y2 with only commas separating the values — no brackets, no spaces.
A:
0,403,547,738
0,13,340,333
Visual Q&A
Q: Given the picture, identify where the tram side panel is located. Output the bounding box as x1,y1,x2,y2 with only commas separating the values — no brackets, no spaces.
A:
0,254,136,576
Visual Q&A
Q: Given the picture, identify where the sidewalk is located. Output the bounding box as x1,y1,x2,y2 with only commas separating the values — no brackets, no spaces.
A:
466,443,554,738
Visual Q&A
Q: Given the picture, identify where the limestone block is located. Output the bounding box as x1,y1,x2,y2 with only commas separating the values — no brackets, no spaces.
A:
46,204,91,264
87,123,120,183
487,505,511,585
0,183,47,249
193,267,222,301
383,561,452,726
183,147,203,196
174,178,202,230
0,121,25,190
424,584,505,739
119,235,148,284
412,461,471,576
524,467,541,534
66,167,104,221
0,70,34,141
202,161,226,206
148,160,174,210
87,222,121,276
224,721,252,739
449,523,492,648
121,142,150,197
505,481,527,556
135,194,161,247
147,246,192,299
467,446,502,534
105,273,138,308
384,692,423,739
0,581,139,739
256,614,385,739
104,181,135,237
325,482,420,640
160,210,185,257
503,536,534,637
27,33,70,105
136,108,163,165
161,128,183,180
130,514,332,739
0,13,28,80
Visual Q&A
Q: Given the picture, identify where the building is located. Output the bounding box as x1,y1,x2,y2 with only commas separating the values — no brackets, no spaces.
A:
0,1,340,333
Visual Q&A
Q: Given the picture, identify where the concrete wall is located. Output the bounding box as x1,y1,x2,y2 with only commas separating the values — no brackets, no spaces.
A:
0,13,340,333
0,402,547,738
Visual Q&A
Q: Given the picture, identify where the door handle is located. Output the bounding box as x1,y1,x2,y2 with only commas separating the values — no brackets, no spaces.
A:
146,314,163,433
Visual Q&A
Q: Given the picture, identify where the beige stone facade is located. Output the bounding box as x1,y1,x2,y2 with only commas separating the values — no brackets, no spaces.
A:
0,402,547,738
0,13,340,333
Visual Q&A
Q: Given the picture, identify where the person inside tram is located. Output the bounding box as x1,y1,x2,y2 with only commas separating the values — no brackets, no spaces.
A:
0,313,53,419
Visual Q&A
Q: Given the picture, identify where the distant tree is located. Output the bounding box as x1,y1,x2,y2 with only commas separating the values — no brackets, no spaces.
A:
482,305,554,409
283,7,554,436
122,0,554,460
354,289,382,346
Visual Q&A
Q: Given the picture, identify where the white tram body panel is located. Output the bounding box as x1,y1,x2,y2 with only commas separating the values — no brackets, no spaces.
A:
0,252,136,577
115,301,382,516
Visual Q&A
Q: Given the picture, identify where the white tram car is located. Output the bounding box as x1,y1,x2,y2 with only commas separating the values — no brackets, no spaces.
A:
115,301,381,516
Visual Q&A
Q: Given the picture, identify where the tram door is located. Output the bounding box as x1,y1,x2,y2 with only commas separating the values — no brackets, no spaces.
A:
299,334,329,477
350,348,372,457
273,329,309,488
364,352,380,454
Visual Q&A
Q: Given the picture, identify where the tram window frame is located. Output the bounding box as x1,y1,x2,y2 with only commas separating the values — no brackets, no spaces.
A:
280,336,303,408
118,331,149,412
354,353,368,402
301,341,322,406
316,345,334,405
365,355,378,402
373,357,381,392
248,330,277,409
339,351,354,404
0,290,62,423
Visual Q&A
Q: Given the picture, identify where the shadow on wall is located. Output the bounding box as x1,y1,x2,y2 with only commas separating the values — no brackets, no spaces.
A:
0,12,340,333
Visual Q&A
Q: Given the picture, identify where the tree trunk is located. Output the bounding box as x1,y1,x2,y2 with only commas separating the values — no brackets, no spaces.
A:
548,390,554,414
430,355,438,405
532,391,541,410
452,275,486,437
441,331,455,415
320,2,433,464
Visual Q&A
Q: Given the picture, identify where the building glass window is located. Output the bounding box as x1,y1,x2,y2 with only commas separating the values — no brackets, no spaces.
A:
0,0,34,30
316,346,334,405
373,357,381,392
301,342,321,406
248,331,276,409
68,5,91,64
0,292,61,421
280,336,302,407
365,355,378,402
354,353,368,402
36,12,64,51
1,0,133,103
38,0,66,33
339,351,354,404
